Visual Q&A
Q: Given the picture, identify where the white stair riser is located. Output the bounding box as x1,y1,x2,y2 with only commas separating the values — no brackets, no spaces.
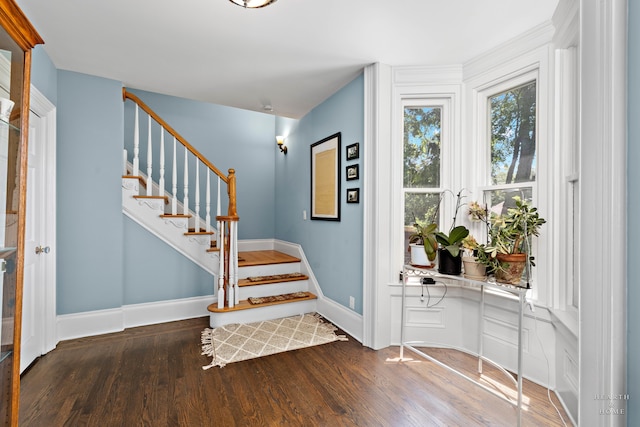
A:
209,300,317,328
123,179,218,275
238,262,301,279
238,280,309,300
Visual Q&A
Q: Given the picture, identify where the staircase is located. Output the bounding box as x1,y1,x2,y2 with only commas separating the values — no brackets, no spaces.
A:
122,88,317,328
208,250,316,327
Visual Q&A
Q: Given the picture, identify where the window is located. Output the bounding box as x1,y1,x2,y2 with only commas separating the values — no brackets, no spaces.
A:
480,76,540,288
485,80,537,215
403,104,443,264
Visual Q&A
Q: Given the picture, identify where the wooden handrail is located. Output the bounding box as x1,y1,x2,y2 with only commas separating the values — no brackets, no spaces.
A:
122,88,228,183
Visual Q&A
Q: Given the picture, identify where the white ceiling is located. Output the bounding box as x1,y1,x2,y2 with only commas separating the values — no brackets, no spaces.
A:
17,0,558,119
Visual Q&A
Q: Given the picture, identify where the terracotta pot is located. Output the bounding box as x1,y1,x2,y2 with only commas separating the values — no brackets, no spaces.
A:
495,253,527,285
462,256,486,281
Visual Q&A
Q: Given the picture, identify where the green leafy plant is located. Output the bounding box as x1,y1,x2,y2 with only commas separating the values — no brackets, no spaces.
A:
433,189,470,258
435,225,469,258
408,219,438,261
462,235,491,265
484,196,546,266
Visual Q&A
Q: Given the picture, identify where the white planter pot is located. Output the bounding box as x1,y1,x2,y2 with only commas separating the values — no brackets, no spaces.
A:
462,255,487,281
409,244,431,267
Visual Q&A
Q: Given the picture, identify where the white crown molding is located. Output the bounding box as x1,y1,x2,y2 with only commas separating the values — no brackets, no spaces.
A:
552,0,579,47
393,65,463,86
463,21,555,81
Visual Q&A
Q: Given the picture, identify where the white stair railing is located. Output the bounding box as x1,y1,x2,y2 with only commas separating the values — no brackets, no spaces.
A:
123,88,239,310
171,137,178,215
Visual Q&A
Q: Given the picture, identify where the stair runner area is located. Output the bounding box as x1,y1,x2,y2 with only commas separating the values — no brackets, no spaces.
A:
207,250,317,327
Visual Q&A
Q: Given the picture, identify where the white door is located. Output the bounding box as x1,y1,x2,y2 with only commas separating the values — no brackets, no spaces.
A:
20,110,47,372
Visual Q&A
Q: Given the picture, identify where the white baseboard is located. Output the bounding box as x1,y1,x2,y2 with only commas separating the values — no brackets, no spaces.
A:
57,308,124,342
316,296,363,343
124,295,214,328
56,295,214,342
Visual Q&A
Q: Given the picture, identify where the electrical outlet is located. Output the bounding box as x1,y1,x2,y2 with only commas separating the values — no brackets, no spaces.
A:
349,296,355,309
303,210,307,220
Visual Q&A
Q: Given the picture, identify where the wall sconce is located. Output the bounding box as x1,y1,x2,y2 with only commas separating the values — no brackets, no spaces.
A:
276,136,288,154
229,0,277,8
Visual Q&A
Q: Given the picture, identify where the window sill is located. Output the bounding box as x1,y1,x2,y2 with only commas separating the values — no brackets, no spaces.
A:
549,307,578,338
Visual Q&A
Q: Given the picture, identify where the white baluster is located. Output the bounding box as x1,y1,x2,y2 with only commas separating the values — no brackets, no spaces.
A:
171,137,177,215
195,161,200,233
232,221,239,305
206,169,211,233
227,220,234,308
146,115,153,196
133,105,139,176
217,176,221,217
217,220,225,309
183,149,189,217
123,149,128,176
158,128,165,199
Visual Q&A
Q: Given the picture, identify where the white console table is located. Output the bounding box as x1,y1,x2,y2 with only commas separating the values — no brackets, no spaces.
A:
400,264,530,427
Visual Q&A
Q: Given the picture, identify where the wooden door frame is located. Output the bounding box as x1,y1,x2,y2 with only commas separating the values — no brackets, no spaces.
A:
29,85,56,354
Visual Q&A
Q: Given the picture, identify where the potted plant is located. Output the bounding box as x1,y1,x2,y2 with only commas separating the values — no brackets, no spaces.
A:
407,219,438,267
484,196,546,285
424,189,469,275
461,235,488,281
435,225,469,275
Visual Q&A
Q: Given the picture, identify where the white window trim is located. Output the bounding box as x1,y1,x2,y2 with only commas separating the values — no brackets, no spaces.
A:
466,46,552,307
553,46,579,326
394,91,460,274
400,97,451,230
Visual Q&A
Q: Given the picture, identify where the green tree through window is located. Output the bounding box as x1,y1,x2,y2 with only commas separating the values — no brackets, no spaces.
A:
403,106,442,264
404,107,441,188
490,81,537,185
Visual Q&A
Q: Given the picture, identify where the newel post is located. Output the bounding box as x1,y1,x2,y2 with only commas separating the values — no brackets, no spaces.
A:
227,168,238,218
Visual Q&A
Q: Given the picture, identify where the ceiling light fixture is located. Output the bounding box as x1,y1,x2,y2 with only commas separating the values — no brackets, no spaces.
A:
228,0,277,8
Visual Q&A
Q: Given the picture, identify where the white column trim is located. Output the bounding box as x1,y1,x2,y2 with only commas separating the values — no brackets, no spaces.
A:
30,85,57,354
578,0,627,425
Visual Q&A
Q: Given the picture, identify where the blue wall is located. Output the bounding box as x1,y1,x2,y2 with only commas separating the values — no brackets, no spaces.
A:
56,71,124,314
123,217,212,304
31,45,57,105
275,74,364,314
628,3,639,424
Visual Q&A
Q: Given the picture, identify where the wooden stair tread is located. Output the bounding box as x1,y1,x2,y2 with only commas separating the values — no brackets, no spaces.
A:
237,250,301,267
123,175,147,188
238,274,309,287
160,213,192,218
206,247,220,253
184,231,214,236
134,195,169,205
208,292,316,313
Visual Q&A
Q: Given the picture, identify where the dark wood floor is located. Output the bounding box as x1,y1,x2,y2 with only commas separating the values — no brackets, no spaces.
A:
19,317,572,426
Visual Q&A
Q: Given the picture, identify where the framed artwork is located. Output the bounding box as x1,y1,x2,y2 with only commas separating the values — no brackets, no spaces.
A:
346,164,359,181
347,188,360,204
310,132,341,221
346,142,359,161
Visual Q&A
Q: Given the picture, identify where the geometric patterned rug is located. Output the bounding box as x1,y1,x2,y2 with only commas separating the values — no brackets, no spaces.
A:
201,313,348,369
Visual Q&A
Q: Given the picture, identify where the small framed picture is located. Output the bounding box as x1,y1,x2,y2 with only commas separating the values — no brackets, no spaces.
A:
346,142,359,161
347,188,359,203
346,164,359,181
